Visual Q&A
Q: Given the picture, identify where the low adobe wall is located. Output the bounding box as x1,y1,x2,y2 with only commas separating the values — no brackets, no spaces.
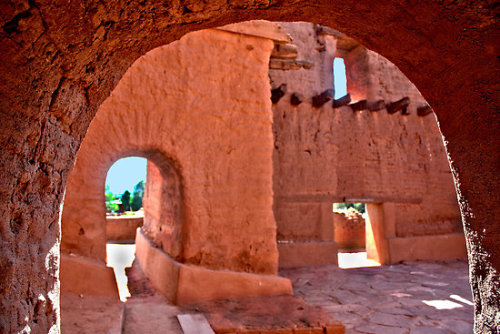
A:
60,254,119,299
135,228,292,304
277,241,338,267
106,216,143,242
388,234,467,263
365,203,466,264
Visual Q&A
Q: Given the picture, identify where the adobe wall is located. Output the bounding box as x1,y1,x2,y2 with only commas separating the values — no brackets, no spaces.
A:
140,159,184,260
270,23,462,251
106,216,143,242
60,27,279,275
0,1,498,332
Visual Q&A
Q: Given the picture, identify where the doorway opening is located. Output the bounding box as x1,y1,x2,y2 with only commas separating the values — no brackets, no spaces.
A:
105,156,147,301
333,202,380,269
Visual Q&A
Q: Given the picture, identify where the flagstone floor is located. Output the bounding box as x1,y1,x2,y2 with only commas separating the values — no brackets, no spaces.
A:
62,244,473,333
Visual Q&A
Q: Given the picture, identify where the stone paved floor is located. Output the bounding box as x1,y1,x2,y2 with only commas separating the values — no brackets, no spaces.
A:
62,248,474,333
280,259,474,334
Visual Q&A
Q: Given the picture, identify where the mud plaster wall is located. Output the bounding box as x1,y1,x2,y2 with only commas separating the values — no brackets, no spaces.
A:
142,160,184,260
271,23,461,242
0,1,498,333
61,28,278,275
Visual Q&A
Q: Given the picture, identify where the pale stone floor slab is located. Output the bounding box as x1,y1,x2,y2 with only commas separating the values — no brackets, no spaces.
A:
62,246,473,333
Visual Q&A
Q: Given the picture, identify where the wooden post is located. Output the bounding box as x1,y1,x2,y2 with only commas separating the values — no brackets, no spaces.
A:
290,92,304,105
332,93,351,108
367,100,385,111
387,97,410,114
271,84,287,104
417,104,433,116
312,89,334,107
349,99,367,111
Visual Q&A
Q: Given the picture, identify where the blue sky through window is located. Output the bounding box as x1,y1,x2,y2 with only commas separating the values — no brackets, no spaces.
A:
334,58,347,99
106,157,147,196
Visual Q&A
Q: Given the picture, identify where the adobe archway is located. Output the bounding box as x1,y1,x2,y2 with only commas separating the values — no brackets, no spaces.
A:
60,27,292,304
61,147,184,262
0,1,498,332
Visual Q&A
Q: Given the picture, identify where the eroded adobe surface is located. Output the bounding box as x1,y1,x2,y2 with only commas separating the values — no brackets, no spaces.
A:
0,1,498,332
61,27,279,274
271,22,461,239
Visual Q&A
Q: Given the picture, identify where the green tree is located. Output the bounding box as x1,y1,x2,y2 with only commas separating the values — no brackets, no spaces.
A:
105,185,117,212
121,190,131,211
334,202,365,214
130,180,145,211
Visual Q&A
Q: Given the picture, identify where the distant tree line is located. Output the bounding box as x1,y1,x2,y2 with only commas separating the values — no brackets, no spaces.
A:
334,202,366,214
105,180,145,213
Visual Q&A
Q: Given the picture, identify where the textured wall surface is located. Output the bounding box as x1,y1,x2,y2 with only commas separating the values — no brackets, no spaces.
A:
0,1,498,332
271,23,461,243
60,28,278,276
143,161,184,260
333,211,365,250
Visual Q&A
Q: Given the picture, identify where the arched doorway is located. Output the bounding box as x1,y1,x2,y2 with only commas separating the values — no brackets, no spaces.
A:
0,2,497,333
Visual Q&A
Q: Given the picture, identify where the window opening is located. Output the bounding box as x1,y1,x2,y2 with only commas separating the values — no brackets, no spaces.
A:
333,57,347,99
105,156,147,301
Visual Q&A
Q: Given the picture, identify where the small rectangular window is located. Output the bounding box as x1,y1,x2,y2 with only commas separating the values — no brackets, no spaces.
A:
333,58,347,99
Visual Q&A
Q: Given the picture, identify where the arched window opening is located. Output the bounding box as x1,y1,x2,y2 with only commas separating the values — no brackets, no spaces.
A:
105,157,147,302
106,157,147,217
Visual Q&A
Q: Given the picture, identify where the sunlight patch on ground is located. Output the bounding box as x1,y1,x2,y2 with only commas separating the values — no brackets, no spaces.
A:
106,243,136,302
337,251,381,269
422,299,463,310
449,294,474,306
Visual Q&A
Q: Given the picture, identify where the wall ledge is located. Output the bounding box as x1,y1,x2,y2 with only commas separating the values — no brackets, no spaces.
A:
387,233,467,263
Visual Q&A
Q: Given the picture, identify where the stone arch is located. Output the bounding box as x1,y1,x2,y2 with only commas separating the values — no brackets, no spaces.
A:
0,1,498,332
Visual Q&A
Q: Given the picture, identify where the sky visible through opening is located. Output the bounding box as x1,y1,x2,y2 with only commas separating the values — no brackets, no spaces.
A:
333,58,347,99
106,157,147,196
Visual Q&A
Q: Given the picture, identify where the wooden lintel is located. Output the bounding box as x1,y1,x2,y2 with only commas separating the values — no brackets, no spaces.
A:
290,92,304,106
417,104,433,117
271,84,287,104
367,100,386,111
277,194,422,204
332,93,351,108
350,100,367,111
312,89,334,108
387,97,410,114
